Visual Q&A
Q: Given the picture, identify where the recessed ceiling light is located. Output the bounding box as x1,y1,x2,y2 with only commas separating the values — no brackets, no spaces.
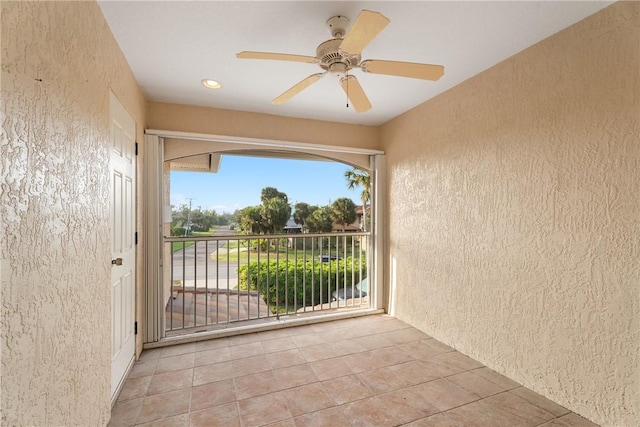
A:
201,79,221,89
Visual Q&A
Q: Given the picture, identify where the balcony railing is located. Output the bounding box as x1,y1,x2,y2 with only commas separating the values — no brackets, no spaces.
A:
163,231,369,334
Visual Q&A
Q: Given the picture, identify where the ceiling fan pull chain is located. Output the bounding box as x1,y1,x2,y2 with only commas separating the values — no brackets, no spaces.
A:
345,72,350,109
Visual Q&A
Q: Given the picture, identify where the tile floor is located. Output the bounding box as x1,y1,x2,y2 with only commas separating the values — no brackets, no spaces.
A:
109,314,599,427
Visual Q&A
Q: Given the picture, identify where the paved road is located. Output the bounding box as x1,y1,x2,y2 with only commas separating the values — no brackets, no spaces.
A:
170,226,238,288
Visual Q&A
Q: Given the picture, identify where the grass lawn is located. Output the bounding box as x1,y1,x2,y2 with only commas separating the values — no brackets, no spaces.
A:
214,245,362,268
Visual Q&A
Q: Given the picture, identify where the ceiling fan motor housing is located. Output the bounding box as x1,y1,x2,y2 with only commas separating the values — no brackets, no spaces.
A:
316,38,360,71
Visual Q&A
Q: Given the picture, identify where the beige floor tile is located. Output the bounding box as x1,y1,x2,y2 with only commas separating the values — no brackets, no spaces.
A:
136,389,191,424
415,357,469,378
351,334,394,350
190,378,236,412
229,341,265,359
399,339,454,360
232,354,271,375
346,346,413,374
309,355,355,381
403,412,469,427
293,407,351,427
136,413,190,427
357,365,412,395
138,348,163,362
127,359,158,379
160,342,196,358
441,399,526,427
431,351,484,371
364,318,410,334
193,361,234,386
266,348,307,369
331,339,368,357
147,368,194,396
113,314,590,427
291,332,329,348
510,386,570,417
471,367,521,390
237,392,292,427
265,418,296,427
412,378,479,412
195,337,229,352
281,383,334,416
194,347,231,366
155,353,195,375
482,391,556,425
108,397,143,427
190,402,240,427
377,387,441,425
298,342,340,362
537,413,600,427
358,360,438,394
343,350,381,373
379,327,431,344
273,364,319,390
117,375,152,401
322,374,372,405
261,336,297,354
235,370,280,399
446,370,505,398
340,396,397,427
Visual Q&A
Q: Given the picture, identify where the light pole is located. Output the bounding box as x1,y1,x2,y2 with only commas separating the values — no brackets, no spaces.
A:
185,198,194,236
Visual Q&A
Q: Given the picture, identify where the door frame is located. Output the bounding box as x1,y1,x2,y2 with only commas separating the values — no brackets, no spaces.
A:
142,129,385,344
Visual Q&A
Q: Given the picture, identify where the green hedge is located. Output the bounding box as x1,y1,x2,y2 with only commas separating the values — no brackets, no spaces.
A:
238,257,366,311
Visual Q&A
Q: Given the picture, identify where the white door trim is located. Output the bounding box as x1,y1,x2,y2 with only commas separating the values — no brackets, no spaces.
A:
142,129,386,343
145,129,384,156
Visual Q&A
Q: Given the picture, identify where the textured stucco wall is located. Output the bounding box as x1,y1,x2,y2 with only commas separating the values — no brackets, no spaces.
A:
148,102,380,151
380,2,639,426
1,2,146,425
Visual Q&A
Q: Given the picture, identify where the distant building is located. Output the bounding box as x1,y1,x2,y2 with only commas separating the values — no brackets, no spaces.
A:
283,217,302,234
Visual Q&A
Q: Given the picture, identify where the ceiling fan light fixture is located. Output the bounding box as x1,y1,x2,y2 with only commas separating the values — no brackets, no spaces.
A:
201,79,222,89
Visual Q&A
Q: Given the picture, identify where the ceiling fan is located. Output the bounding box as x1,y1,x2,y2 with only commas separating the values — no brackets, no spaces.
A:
237,10,444,113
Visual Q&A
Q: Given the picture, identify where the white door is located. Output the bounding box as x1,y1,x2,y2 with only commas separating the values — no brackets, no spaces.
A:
110,92,136,400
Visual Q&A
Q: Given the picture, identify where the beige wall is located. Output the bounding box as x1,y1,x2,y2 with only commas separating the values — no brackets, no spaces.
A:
381,2,639,426
1,2,146,425
148,102,379,150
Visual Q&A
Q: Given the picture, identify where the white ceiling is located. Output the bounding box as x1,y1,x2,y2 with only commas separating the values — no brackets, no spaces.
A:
99,1,612,126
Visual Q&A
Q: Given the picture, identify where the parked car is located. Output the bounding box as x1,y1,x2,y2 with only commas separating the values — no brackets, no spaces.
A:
319,254,342,262
331,277,367,301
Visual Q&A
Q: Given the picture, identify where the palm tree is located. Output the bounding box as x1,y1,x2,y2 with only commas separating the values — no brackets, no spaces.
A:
344,168,370,231
330,198,357,232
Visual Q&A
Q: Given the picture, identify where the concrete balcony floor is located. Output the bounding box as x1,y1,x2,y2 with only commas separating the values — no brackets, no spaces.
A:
109,314,597,427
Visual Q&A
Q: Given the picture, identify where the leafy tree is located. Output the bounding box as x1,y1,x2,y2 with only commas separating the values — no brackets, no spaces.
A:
260,187,288,204
236,187,291,235
305,206,333,233
261,197,291,233
171,204,190,228
237,206,264,234
344,168,370,231
293,202,314,228
330,198,356,231
189,207,218,232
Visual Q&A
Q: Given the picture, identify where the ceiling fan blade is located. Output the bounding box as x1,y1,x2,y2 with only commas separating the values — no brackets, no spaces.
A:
339,10,389,56
272,73,324,105
236,51,317,64
340,75,372,113
360,59,444,81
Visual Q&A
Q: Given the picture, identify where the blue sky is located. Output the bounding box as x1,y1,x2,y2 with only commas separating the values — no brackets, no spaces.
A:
170,155,363,214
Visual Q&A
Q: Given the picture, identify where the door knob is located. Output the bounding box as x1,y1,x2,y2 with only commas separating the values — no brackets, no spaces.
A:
111,258,123,266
